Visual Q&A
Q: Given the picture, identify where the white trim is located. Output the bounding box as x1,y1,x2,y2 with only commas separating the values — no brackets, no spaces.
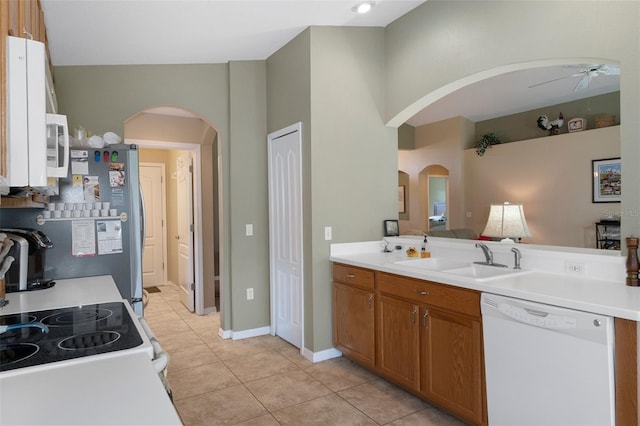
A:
203,306,217,315
301,347,343,363
217,326,270,340
267,122,304,350
125,138,205,315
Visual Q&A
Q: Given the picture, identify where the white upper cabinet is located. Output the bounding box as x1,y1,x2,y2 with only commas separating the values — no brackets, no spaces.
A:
6,35,47,187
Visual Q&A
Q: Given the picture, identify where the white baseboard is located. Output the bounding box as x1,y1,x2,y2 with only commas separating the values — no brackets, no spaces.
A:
203,306,217,315
218,326,270,340
302,347,342,363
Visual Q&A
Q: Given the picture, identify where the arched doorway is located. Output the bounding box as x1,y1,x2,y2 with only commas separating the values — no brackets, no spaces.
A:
419,165,449,232
124,106,220,315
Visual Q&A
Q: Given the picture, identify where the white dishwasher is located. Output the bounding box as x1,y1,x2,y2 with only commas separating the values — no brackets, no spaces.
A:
481,293,615,426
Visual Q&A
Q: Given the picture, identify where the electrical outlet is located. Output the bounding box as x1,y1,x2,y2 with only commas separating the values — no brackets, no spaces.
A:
245,224,253,236
324,226,332,241
466,211,472,218
247,288,254,300
565,262,585,274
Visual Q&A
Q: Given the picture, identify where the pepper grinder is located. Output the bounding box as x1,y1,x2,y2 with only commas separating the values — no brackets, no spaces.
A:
625,237,639,287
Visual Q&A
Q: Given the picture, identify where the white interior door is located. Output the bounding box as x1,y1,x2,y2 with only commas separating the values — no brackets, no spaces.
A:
140,163,166,288
177,154,195,312
268,123,303,349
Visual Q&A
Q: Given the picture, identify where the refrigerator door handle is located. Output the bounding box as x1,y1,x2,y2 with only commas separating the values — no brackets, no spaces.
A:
139,184,146,256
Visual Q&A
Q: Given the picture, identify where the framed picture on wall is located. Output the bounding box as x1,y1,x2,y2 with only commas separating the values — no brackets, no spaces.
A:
384,220,399,237
398,185,406,213
592,158,621,203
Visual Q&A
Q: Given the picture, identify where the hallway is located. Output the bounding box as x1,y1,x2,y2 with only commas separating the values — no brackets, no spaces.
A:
145,284,466,425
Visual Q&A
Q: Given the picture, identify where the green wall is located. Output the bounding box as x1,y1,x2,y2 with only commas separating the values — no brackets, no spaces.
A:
266,27,396,352
228,61,270,331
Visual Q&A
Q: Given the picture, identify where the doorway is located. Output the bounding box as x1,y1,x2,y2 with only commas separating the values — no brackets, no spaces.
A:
125,107,220,317
419,165,450,232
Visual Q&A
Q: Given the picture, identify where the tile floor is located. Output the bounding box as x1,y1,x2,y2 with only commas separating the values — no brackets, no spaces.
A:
145,283,467,426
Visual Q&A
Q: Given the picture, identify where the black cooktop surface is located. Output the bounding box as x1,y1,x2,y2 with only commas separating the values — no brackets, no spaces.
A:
0,301,143,372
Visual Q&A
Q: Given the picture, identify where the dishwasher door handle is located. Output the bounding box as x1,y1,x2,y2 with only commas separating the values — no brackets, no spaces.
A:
524,308,549,317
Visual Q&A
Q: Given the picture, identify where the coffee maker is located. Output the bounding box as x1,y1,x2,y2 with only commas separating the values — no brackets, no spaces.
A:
1,228,54,292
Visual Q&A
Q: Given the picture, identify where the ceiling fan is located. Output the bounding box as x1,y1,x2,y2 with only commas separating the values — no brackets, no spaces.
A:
528,64,620,92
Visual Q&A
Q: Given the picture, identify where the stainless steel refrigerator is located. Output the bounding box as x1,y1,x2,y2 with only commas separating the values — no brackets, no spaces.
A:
0,144,145,315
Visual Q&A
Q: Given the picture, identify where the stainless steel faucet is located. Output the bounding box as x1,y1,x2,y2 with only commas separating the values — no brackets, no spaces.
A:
474,242,508,268
511,247,522,269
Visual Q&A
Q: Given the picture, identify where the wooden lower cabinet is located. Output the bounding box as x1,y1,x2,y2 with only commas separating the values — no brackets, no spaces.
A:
420,306,484,425
333,264,487,425
333,282,375,368
376,294,420,391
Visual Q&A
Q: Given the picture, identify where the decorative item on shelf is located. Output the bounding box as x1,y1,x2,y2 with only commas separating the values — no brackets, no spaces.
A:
595,114,616,128
481,202,531,243
536,112,564,135
567,117,586,133
475,133,501,156
625,237,639,287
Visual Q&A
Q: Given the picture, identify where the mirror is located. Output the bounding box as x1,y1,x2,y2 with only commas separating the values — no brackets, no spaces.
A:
398,63,621,249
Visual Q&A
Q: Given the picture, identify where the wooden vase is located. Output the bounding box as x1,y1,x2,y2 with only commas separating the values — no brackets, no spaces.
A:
626,237,639,286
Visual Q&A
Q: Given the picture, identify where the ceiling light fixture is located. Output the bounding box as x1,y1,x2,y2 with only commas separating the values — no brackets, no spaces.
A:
353,1,375,14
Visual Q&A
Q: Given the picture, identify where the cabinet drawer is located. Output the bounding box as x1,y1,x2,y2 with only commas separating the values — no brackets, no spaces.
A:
376,272,480,318
333,263,374,290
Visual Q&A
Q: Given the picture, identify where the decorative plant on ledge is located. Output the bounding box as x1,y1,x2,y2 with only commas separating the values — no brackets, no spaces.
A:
475,133,502,156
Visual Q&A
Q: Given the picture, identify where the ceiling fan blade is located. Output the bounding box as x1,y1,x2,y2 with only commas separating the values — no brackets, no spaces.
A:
574,74,592,91
528,72,582,89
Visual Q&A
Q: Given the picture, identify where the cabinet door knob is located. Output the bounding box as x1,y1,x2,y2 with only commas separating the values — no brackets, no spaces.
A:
412,306,418,325
368,294,373,310
422,310,429,328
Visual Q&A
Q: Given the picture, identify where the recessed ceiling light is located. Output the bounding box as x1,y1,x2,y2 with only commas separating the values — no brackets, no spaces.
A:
353,1,375,14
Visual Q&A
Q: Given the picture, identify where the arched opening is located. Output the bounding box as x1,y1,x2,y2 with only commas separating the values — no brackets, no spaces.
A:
124,105,221,316
419,165,449,232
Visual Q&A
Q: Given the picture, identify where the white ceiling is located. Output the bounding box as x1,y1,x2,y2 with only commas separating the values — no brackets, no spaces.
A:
40,0,620,127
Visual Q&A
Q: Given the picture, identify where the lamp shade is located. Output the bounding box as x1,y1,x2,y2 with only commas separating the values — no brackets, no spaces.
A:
482,202,531,241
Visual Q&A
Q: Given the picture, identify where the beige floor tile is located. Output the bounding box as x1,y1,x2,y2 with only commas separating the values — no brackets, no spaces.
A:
388,406,469,426
305,357,378,392
167,343,220,372
224,351,299,382
272,393,378,425
254,334,295,351
174,384,267,426
192,325,222,343
279,345,313,369
232,413,281,425
183,313,220,330
338,380,428,424
207,338,273,361
150,319,193,338
245,370,332,412
159,329,205,351
169,361,240,400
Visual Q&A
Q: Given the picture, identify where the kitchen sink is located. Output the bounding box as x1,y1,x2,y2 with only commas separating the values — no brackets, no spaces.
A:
441,264,531,281
393,258,469,271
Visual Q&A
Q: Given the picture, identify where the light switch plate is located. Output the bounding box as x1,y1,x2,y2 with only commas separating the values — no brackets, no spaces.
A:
324,226,332,241
246,224,253,236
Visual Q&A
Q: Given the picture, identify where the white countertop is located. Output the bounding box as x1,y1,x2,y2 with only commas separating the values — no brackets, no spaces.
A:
1,352,181,425
0,275,124,314
0,276,182,425
330,238,640,321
